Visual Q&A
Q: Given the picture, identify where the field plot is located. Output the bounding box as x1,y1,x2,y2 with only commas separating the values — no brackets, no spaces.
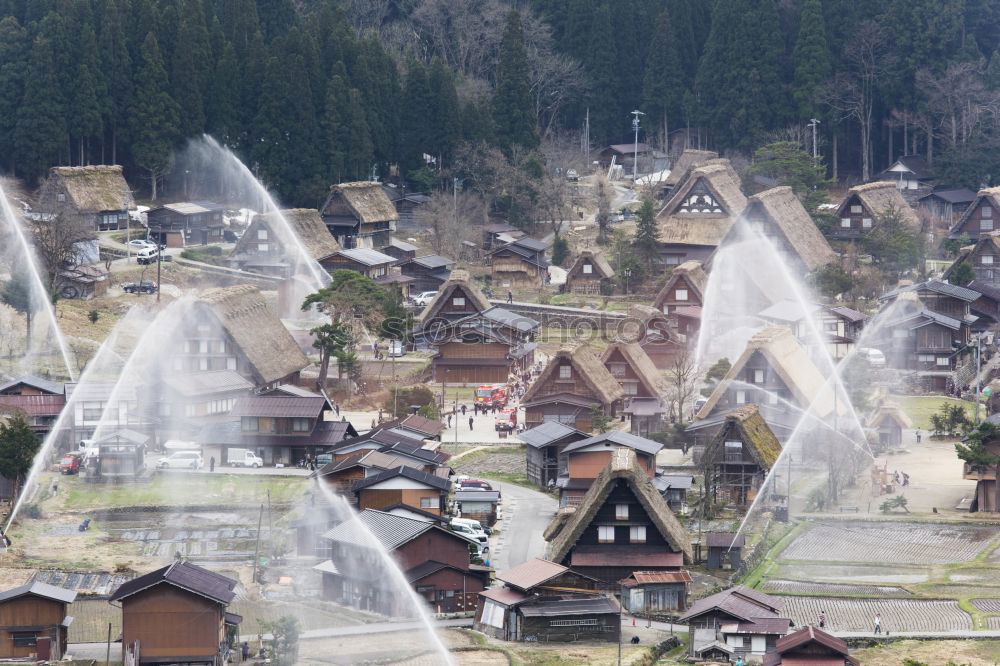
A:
762,580,912,598
973,599,1000,613
779,522,995,565
776,596,973,632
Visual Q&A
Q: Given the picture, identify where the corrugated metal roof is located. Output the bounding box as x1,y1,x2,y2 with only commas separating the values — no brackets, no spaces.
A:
338,248,397,266
562,431,663,456
0,581,77,604
518,421,587,449
352,465,451,492
706,532,746,548
479,587,529,606
163,371,253,397
229,395,327,418
455,490,500,503
405,560,455,582
387,238,418,252
413,254,454,269
721,617,792,634
0,375,64,395
678,586,782,624
482,306,540,332
496,558,567,591
162,202,213,215
519,595,619,617
621,571,692,585
322,508,433,550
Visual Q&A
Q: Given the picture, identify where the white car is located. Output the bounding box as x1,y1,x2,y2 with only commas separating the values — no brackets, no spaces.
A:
158,451,204,469
127,239,156,251
413,291,438,306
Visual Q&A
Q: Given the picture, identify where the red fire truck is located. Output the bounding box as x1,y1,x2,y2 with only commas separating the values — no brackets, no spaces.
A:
474,384,508,408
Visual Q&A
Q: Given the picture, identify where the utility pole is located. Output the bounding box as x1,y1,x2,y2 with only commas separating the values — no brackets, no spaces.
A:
251,503,264,583
156,243,162,302
975,334,983,424
631,110,645,182
808,118,821,162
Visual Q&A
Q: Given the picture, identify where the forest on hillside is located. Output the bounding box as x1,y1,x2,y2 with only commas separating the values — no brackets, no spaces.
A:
3,0,1000,207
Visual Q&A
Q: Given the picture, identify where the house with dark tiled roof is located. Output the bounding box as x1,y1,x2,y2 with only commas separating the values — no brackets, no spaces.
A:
400,254,455,292
918,187,976,224
763,625,858,666
474,558,617,642
678,585,789,660
544,448,691,585
110,561,239,666
487,237,549,290
520,421,590,489
353,465,451,515
875,154,934,191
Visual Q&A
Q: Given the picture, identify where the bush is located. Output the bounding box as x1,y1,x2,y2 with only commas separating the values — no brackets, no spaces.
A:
551,235,569,266
385,385,439,419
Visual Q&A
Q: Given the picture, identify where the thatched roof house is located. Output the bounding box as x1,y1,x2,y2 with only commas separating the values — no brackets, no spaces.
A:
834,181,921,240
230,208,340,276
36,165,135,232
663,150,720,189
522,345,625,432
723,186,836,273
564,250,615,294
704,405,782,472
320,181,399,250
545,448,693,578
195,285,309,387
949,185,1000,240
655,160,747,265
417,270,492,326
600,342,665,398
653,260,708,314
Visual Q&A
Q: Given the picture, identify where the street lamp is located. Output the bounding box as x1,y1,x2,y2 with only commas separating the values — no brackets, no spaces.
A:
631,110,645,182
808,118,821,161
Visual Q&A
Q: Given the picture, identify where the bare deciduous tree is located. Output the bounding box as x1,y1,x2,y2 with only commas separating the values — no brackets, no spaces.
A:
31,214,94,290
417,189,487,258
665,345,701,425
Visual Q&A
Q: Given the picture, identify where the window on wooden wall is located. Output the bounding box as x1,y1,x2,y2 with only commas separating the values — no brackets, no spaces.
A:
559,365,572,379
629,526,646,543
615,503,629,520
598,525,615,543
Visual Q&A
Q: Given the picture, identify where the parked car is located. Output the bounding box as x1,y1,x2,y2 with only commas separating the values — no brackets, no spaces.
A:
859,347,886,368
158,451,204,469
449,520,488,546
135,246,160,264
126,239,156,251
457,478,493,492
413,291,438,306
566,169,579,181
60,452,82,475
452,516,492,536
226,448,263,468
122,281,157,294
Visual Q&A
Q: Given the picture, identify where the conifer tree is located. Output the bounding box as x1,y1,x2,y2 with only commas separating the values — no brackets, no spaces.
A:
792,0,831,120
493,10,537,153
15,34,66,180
632,197,660,272
401,60,433,173
988,49,1000,89
428,59,460,166
98,0,131,163
72,23,105,165
322,74,348,184
0,16,26,174
346,88,374,181
206,39,239,145
171,0,211,138
643,9,684,150
129,32,179,200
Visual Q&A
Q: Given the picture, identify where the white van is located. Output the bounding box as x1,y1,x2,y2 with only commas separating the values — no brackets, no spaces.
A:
449,520,488,545
451,517,490,537
135,246,159,265
859,347,886,368
227,448,263,468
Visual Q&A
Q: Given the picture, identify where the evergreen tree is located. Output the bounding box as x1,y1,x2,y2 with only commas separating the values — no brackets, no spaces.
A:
643,9,684,150
0,16,26,173
401,60,433,173
792,0,831,120
171,0,211,138
15,34,66,180
988,49,1000,89
257,0,296,41
71,23,104,165
632,197,660,272
322,74,349,184
98,0,131,163
205,39,239,144
493,10,537,153
129,32,180,200
427,59,460,166
345,88,374,181
0,414,40,497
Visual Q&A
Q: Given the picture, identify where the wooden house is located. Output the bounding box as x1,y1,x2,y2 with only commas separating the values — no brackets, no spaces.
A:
482,223,522,250
520,421,590,489
964,434,1000,512
655,160,747,265
454,488,501,526
544,448,692,585
763,625,859,666
866,401,912,448
822,306,866,360
154,370,253,436
0,376,65,437
521,345,624,431
381,238,417,264
377,414,445,441
872,280,980,388
487,237,549,290
833,181,921,240
968,280,1000,333
324,429,433,464
918,188,976,225
318,509,486,614
320,181,399,250
427,307,538,384
653,260,708,317
417,270,492,327
688,327,835,446
0,581,76,660
705,532,744,570
564,250,615,295
623,397,669,437
56,264,109,299
949,186,1000,241
721,186,836,274
701,405,781,508
557,431,663,507
65,381,141,446
678,586,787,660
182,285,309,390
146,201,226,247
315,450,426,499
628,304,684,369
89,428,149,480
475,559,618,643
229,208,340,277
944,232,1000,287
620,570,692,615
36,165,134,233
658,149,719,199
600,342,664,401
110,561,240,666
400,254,455,293
597,142,655,169
318,247,397,281
353,465,450,515
875,154,934,191
757,299,864,360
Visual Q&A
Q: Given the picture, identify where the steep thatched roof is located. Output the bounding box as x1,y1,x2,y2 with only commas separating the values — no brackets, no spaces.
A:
321,181,399,224
950,186,1000,238
738,187,836,272
46,165,135,212
866,401,913,429
546,448,692,563
654,260,708,307
704,405,782,470
697,326,833,420
657,161,748,247
838,181,920,229
601,342,665,396
197,285,309,384
663,150,719,187
567,250,615,279
523,345,625,407
417,270,492,324
236,208,340,261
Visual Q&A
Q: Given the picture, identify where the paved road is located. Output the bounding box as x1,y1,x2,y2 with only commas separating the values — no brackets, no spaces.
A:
158,465,312,477
489,481,557,572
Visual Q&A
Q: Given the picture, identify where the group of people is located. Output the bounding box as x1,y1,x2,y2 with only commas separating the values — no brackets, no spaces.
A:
815,610,884,635
892,470,910,487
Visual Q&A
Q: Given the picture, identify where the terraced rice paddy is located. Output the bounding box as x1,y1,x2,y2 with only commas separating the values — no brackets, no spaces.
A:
777,596,973,632
779,522,995,565
972,599,1000,613
762,580,912,598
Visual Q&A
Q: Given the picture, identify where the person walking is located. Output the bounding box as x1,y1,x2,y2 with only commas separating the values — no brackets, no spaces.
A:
506,290,513,304
873,613,882,634
915,430,921,443
473,403,478,415
209,456,215,473
819,610,826,628
447,414,452,428
241,641,250,662
468,416,474,431
461,404,467,416
335,403,340,417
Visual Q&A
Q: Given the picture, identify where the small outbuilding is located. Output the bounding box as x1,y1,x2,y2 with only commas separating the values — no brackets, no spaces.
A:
0,581,76,660
867,401,913,448
564,250,615,295
705,532,745,570
619,570,692,615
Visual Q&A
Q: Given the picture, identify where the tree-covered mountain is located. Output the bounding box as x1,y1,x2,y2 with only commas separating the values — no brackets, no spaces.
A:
2,0,1000,205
